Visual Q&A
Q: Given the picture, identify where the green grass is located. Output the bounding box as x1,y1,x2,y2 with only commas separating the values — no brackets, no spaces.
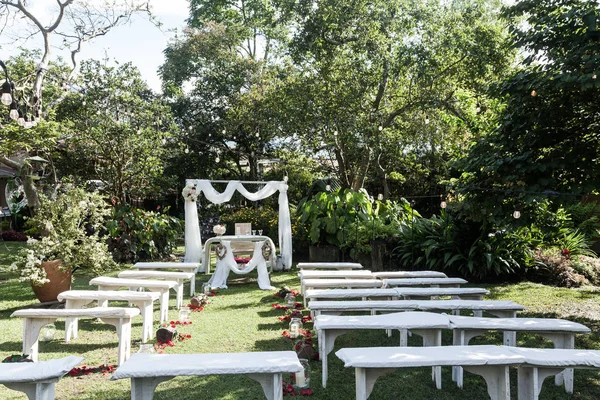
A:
1,241,600,398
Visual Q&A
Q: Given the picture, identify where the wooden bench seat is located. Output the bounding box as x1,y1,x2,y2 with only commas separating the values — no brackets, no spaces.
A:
57,290,160,342
305,287,490,302
297,262,363,270
117,270,195,309
336,345,600,400
11,307,140,366
383,277,467,287
315,312,451,388
132,262,200,295
308,299,525,319
0,355,83,400
111,351,303,400
373,271,448,279
449,315,591,392
89,277,177,322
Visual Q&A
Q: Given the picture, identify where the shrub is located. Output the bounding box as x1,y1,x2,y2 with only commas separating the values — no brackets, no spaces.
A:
106,205,182,262
566,202,600,242
570,255,600,285
528,249,587,288
219,207,279,240
0,229,27,242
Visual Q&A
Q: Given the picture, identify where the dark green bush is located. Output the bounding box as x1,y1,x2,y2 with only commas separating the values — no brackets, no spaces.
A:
106,205,182,262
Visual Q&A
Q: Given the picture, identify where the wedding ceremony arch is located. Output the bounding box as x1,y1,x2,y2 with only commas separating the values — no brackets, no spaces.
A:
182,179,293,271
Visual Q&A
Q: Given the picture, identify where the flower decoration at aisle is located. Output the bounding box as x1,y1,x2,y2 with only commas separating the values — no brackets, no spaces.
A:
67,364,116,377
182,183,199,202
213,224,226,236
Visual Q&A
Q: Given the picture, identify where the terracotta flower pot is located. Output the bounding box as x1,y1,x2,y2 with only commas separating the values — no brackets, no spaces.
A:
31,259,71,303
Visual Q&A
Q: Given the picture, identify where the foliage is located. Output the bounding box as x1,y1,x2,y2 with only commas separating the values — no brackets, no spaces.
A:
298,189,375,247
529,249,588,288
392,211,536,280
54,60,176,203
453,0,600,222
570,255,600,285
9,188,116,286
554,230,596,258
106,205,182,263
219,207,280,240
0,230,27,242
566,202,600,242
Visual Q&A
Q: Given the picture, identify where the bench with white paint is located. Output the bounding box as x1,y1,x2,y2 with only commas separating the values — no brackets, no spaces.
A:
373,271,448,279
315,312,451,388
0,355,83,400
57,290,160,342
449,315,591,392
513,347,600,400
89,277,177,322
299,270,374,280
304,287,490,302
383,277,467,287
301,279,384,307
132,262,200,295
336,345,600,400
297,262,363,270
111,351,303,400
308,300,525,318
117,270,195,309
11,307,139,365
336,345,523,400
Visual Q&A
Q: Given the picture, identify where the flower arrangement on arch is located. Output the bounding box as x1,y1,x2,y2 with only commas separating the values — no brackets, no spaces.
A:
182,183,199,202
213,224,226,235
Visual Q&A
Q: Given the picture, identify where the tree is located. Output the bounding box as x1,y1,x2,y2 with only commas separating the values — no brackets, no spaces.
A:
0,0,154,208
454,0,600,223
54,60,176,203
280,0,513,193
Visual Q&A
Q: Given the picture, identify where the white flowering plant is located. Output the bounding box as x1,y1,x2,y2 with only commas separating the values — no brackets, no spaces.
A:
9,188,116,286
182,184,199,202
213,224,226,235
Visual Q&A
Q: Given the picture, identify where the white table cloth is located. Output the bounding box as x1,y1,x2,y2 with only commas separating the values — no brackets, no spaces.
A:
203,235,276,274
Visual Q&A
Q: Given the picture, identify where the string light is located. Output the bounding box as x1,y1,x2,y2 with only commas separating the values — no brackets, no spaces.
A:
283,176,289,182
425,115,430,125
184,147,189,154
325,184,331,192
333,131,338,136
377,193,383,201
215,156,220,163
513,210,521,219
378,125,383,131
530,90,537,97
475,103,481,113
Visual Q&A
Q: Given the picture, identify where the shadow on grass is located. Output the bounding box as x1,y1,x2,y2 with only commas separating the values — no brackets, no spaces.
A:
256,322,285,331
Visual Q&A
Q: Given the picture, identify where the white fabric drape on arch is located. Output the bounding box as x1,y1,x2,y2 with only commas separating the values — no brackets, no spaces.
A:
207,241,275,290
183,180,292,269
183,199,203,263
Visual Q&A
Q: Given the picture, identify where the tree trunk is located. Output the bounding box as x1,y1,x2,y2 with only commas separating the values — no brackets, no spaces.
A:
351,147,372,191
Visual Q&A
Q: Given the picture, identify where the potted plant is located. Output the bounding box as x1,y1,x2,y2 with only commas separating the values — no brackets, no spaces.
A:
9,188,116,302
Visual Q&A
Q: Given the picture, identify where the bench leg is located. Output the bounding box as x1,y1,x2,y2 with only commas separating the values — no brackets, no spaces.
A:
540,333,574,393
517,366,563,400
4,380,57,400
130,300,154,343
148,289,169,323
65,299,91,342
190,275,195,296
247,373,283,400
175,281,184,309
319,329,351,388
463,365,510,400
452,329,486,388
412,329,442,389
355,367,396,400
23,318,56,362
101,317,132,366
131,377,172,400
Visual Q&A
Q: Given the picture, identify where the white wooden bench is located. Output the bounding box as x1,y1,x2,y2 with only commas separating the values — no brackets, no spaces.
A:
308,299,525,319
297,262,363,270
301,279,384,307
315,312,451,388
299,270,374,279
111,351,303,400
57,290,160,342
513,347,600,400
383,277,467,287
89,277,177,322
449,315,591,392
117,270,195,309
11,307,139,366
304,287,490,302
132,262,200,295
373,271,448,279
336,345,524,400
0,355,83,400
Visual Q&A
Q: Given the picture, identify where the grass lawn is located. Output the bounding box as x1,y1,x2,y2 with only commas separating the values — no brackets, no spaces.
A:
1,241,600,399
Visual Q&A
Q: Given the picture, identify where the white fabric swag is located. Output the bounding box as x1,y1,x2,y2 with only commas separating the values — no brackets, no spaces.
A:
183,180,293,270
207,241,275,290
